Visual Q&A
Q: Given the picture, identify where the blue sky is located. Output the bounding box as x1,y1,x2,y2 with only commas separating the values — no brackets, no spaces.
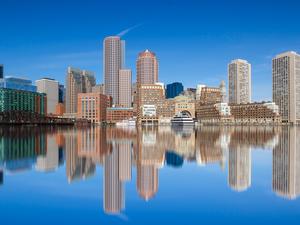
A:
0,0,300,101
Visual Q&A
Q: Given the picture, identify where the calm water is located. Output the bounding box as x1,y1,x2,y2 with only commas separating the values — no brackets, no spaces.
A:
0,125,299,224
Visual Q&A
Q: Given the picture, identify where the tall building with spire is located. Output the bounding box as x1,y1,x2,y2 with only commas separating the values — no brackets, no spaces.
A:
136,49,158,85
228,59,251,104
272,51,300,124
103,36,124,105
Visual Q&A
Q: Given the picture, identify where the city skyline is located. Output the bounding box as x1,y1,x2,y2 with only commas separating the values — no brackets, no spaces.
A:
1,0,300,102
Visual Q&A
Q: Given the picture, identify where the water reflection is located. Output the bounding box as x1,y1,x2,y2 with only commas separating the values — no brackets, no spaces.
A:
0,125,299,215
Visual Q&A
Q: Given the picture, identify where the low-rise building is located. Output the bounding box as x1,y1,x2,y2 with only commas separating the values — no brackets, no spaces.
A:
0,76,37,92
106,107,134,123
174,95,195,118
140,105,158,125
197,102,281,125
197,103,233,124
77,93,111,124
0,88,46,115
230,102,281,124
55,103,65,116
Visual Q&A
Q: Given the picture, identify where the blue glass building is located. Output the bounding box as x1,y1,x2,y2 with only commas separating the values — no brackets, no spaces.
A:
0,64,3,79
166,82,184,99
58,84,65,103
0,76,37,92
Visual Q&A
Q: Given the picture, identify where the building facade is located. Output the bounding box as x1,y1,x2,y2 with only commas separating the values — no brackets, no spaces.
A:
272,51,300,124
199,86,222,106
103,36,123,105
77,93,111,123
166,82,184,99
228,59,251,104
0,88,46,115
106,107,134,123
137,84,164,124
0,76,37,92
230,102,281,124
118,69,132,107
36,78,59,114
65,67,96,113
196,103,233,124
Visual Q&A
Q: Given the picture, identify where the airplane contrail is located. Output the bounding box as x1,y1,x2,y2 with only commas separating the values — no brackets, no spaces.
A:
117,23,143,37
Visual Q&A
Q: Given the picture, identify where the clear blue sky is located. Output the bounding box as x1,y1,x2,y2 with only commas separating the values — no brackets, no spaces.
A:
1,0,300,101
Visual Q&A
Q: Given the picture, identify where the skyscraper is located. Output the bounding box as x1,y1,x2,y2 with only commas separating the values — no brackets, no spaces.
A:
118,69,132,107
36,78,59,114
272,51,300,124
0,64,3,79
228,59,251,104
66,67,83,114
82,70,96,93
136,49,158,85
166,82,184,99
104,36,123,105
65,67,96,114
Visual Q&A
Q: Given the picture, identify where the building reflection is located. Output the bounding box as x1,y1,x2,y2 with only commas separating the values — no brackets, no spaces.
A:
273,126,300,200
2,124,298,214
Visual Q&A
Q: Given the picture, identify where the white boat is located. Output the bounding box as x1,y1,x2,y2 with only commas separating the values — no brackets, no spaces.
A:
171,112,195,126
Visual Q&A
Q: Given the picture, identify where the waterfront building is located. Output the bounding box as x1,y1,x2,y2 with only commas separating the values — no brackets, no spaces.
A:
228,59,251,104
65,67,96,113
137,84,164,124
106,107,134,123
36,78,59,114
272,51,300,124
0,76,37,92
174,95,195,118
92,84,105,94
199,86,222,106
77,93,111,124
196,103,233,124
0,88,46,115
118,69,132,107
156,98,176,123
166,82,184,99
229,102,281,124
104,36,123,105
136,50,158,85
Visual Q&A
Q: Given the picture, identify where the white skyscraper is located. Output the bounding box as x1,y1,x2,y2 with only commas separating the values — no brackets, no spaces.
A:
228,59,251,104
36,78,59,114
272,51,300,124
103,36,124,105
